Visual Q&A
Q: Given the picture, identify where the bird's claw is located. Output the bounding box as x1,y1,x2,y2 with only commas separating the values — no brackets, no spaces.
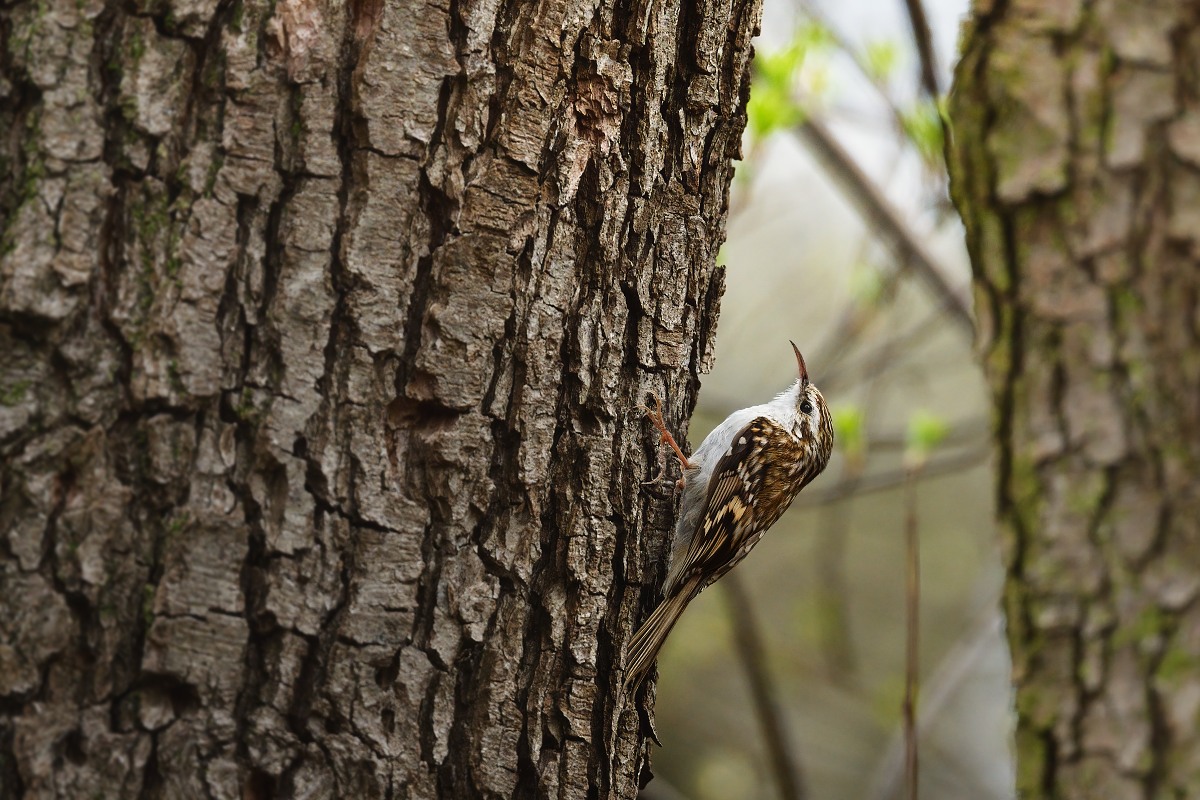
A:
641,479,674,501
641,391,694,471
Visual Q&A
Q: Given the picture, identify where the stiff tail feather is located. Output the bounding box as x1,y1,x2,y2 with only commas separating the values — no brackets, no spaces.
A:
624,579,700,691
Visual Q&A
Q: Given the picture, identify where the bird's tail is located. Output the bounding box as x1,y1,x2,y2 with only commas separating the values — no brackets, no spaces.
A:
624,579,700,692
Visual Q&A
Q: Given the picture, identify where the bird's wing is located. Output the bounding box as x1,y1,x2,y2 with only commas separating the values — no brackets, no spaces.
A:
626,415,805,689
676,416,780,589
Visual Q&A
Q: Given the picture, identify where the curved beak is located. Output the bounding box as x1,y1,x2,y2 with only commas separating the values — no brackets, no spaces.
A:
790,340,809,386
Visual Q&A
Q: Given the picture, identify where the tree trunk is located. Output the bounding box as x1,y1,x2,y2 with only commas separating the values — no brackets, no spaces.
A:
949,3,1200,797
0,0,761,796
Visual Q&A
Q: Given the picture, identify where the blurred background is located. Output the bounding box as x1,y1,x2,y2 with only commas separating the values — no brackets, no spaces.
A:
644,1,1016,798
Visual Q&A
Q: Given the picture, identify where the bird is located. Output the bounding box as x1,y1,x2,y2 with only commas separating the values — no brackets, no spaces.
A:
626,341,834,691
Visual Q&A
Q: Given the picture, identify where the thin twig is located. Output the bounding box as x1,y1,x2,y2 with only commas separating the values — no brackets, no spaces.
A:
808,144,907,387
819,300,959,393
813,297,899,686
864,594,1006,800
793,118,974,334
808,281,895,394
815,461,863,685
724,574,808,800
850,420,987,452
795,0,911,133
799,446,987,507
903,466,921,800
901,0,941,100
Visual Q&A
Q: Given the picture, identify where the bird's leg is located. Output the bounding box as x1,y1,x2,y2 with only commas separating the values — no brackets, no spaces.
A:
642,392,694,473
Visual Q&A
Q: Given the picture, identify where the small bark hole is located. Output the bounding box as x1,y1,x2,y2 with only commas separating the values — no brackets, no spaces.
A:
62,729,86,765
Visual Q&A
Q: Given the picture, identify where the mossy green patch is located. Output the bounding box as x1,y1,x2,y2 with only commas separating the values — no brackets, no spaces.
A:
128,26,145,63
1156,645,1199,684
1014,723,1048,795
1112,605,1169,650
234,386,268,424
167,359,184,392
1066,470,1108,517
0,379,31,406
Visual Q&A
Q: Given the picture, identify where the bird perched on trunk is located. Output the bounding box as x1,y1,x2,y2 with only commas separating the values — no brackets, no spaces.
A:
626,342,834,691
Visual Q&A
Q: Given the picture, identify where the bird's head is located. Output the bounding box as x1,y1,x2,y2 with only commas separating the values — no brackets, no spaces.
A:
786,341,834,466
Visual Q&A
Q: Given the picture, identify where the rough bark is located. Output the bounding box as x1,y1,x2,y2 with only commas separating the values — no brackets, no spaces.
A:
0,0,761,796
949,2,1200,797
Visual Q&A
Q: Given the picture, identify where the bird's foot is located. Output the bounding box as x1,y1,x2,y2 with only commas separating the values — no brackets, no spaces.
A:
642,392,694,471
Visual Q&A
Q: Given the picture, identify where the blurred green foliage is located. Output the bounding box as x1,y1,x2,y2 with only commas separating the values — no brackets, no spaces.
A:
900,97,947,167
747,22,832,139
864,39,899,83
850,261,887,309
906,410,950,467
655,5,1010,798
833,405,866,465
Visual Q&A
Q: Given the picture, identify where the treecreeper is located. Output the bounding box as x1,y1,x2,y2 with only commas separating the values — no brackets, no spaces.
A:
627,342,835,690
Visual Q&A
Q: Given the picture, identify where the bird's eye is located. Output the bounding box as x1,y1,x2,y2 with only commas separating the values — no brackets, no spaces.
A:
800,400,814,414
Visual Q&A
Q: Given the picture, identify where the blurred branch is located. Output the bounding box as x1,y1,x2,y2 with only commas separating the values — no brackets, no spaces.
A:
799,446,987,507
866,599,1005,800
863,420,987,451
820,296,970,395
903,467,921,800
901,0,941,99
814,299,909,394
795,1,910,131
815,459,862,686
809,159,906,389
793,118,973,334
724,575,809,800
814,323,895,688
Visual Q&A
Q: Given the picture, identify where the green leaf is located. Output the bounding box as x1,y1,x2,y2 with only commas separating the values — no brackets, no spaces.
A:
900,97,946,167
833,405,867,470
748,22,832,140
794,19,835,52
864,40,898,83
849,263,886,309
833,405,865,452
755,42,802,87
747,83,805,138
905,410,950,468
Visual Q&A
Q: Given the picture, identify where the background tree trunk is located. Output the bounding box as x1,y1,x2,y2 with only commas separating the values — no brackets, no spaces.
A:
949,3,1200,797
0,0,761,796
